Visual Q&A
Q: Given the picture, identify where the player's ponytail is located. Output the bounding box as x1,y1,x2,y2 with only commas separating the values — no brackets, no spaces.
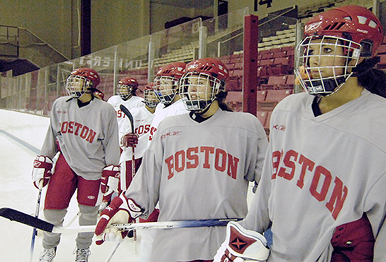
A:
355,57,386,98
216,91,233,112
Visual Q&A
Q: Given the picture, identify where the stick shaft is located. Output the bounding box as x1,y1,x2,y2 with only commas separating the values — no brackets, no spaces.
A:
1,207,240,233
29,189,42,262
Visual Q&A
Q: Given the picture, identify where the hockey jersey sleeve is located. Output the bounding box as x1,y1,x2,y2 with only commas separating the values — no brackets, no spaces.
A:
101,105,120,166
123,135,163,218
240,143,273,234
364,172,386,261
243,114,268,184
40,100,60,158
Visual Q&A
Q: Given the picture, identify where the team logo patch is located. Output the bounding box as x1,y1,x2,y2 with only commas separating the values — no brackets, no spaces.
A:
230,237,248,251
33,161,41,168
160,131,182,140
273,124,286,131
87,196,95,200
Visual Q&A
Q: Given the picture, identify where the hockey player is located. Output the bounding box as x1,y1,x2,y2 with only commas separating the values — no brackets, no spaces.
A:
107,76,145,131
32,68,120,262
119,83,160,261
119,83,159,191
215,5,386,261
148,61,189,143
95,58,268,262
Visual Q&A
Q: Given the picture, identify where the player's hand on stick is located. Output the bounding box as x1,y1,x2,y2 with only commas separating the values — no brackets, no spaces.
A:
213,221,270,262
31,155,53,189
95,194,142,245
120,133,139,148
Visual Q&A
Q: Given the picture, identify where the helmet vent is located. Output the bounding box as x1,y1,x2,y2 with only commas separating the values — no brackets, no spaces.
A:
200,65,213,71
325,22,346,30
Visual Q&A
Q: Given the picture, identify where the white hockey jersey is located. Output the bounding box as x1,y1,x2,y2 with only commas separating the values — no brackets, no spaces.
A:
107,95,144,129
41,96,120,180
242,90,386,261
125,109,268,261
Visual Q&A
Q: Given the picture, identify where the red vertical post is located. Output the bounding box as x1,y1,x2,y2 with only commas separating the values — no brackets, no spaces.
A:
243,15,259,115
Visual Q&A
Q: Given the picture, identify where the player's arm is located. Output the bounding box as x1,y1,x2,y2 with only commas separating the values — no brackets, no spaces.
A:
103,105,121,166
32,101,60,189
241,144,273,234
366,174,386,261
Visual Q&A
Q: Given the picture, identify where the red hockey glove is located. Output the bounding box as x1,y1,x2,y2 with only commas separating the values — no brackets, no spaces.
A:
101,165,120,197
95,194,142,245
213,221,270,262
32,155,53,189
120,133,139,148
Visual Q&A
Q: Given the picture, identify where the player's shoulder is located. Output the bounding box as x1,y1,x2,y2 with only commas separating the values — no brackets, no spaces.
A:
94,98,116,113
131,95,144,101
52,96,73,107
168,100,189,114
157,112,189,127
274,92,309,112
129,105,148,115
221,110,264,129
107,95,120,104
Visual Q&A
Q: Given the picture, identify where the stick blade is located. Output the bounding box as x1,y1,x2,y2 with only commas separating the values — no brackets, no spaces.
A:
0,207,54,232
119,104,134,131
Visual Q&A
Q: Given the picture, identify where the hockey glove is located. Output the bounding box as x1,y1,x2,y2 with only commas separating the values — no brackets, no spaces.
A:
32,155,53,189
120,133,139,148
214,221,270,262
101,165,120,197
95,194,142,245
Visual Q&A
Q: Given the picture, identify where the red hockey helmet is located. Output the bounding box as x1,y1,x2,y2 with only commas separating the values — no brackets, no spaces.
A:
179,57,229,111
155,62,186,79
304,5,383,57
295,5,384,96
66,68,100,97
184,57,229,82
117,77,138,100
153,62,186,105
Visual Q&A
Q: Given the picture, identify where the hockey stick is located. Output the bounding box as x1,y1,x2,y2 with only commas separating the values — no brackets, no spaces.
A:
119,104,137,232
29,189,42,262
119,104,136,180
0,207,241,233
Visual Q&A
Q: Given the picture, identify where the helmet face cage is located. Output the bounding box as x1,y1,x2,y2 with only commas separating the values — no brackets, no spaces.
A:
295,35,361,96
179,72,223,111
144,88,159,108
153,76,179,105
66,75,93,98
117,84,133,100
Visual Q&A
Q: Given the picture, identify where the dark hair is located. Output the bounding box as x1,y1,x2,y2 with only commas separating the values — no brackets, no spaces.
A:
216,91,233,112
355,57,386,98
